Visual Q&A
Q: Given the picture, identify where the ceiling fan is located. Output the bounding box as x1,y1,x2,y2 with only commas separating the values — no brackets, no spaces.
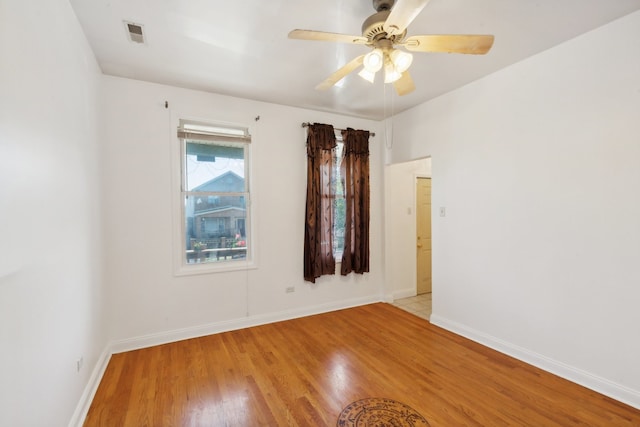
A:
288,0,494,96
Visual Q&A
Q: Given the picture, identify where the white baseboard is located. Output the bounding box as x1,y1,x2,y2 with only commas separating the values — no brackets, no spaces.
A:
392,288,417,301
430,314,640,410
70,295,382,426
111,295,382,354
68,347,112,427
382,293,395,303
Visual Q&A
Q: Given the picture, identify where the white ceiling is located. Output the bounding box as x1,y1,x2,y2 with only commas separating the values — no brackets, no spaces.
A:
70,0,640,120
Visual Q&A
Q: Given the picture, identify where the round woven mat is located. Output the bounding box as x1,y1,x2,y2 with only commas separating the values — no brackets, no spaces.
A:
337,397,430,427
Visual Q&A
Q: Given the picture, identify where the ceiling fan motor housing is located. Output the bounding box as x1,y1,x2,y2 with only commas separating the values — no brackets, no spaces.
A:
362,10,406,43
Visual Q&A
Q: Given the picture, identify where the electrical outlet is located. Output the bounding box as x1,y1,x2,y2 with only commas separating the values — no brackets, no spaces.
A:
76,357,83,372
285,286,295,293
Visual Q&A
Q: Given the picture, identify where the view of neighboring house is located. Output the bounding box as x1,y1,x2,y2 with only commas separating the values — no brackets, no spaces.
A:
186,171,246,248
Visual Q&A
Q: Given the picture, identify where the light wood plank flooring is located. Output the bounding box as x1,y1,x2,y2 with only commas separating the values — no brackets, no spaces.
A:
84,303,640,426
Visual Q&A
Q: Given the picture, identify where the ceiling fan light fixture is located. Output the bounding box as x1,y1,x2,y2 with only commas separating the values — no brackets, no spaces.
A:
358,68,376,83
384,61,402,83
289,0,495,96
390,49,413,73
363,49,384,72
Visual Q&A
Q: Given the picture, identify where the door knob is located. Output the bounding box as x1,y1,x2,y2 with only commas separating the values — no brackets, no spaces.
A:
417,244,423,248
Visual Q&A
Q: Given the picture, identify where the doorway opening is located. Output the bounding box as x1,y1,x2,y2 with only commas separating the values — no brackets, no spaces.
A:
387,158,432,320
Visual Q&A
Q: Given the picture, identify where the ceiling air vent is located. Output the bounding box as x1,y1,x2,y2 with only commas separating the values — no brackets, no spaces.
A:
124,21,145,44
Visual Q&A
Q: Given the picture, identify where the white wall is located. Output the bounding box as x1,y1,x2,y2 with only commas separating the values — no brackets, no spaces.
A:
0,0,106,426
388,11,640,407
4,1,636,423
101,76,385,348
384,158,431,299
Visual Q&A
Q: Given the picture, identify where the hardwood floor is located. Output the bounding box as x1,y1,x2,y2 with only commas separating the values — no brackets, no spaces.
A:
84,303,640,426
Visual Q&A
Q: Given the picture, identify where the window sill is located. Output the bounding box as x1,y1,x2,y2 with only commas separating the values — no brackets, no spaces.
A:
174,259,257,277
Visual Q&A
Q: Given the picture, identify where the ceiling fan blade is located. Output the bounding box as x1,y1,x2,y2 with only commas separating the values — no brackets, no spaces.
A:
393,71,415,96
315,55,365,91
288,29,368,45
402,34,495,54
383,0,431,37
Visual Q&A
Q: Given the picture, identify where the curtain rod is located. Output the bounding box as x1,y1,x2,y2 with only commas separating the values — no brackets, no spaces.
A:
301,122,375,137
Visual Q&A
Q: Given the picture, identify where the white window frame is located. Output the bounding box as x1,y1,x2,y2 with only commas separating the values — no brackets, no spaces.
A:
172,118,255,276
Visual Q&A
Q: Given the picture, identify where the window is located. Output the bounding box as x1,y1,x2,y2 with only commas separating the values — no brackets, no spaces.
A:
303,124,370,282
332,141,345,258
177,120,251,270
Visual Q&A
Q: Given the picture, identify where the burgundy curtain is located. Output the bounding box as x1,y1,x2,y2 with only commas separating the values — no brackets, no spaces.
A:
340,128,370,276
304,124,337,283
